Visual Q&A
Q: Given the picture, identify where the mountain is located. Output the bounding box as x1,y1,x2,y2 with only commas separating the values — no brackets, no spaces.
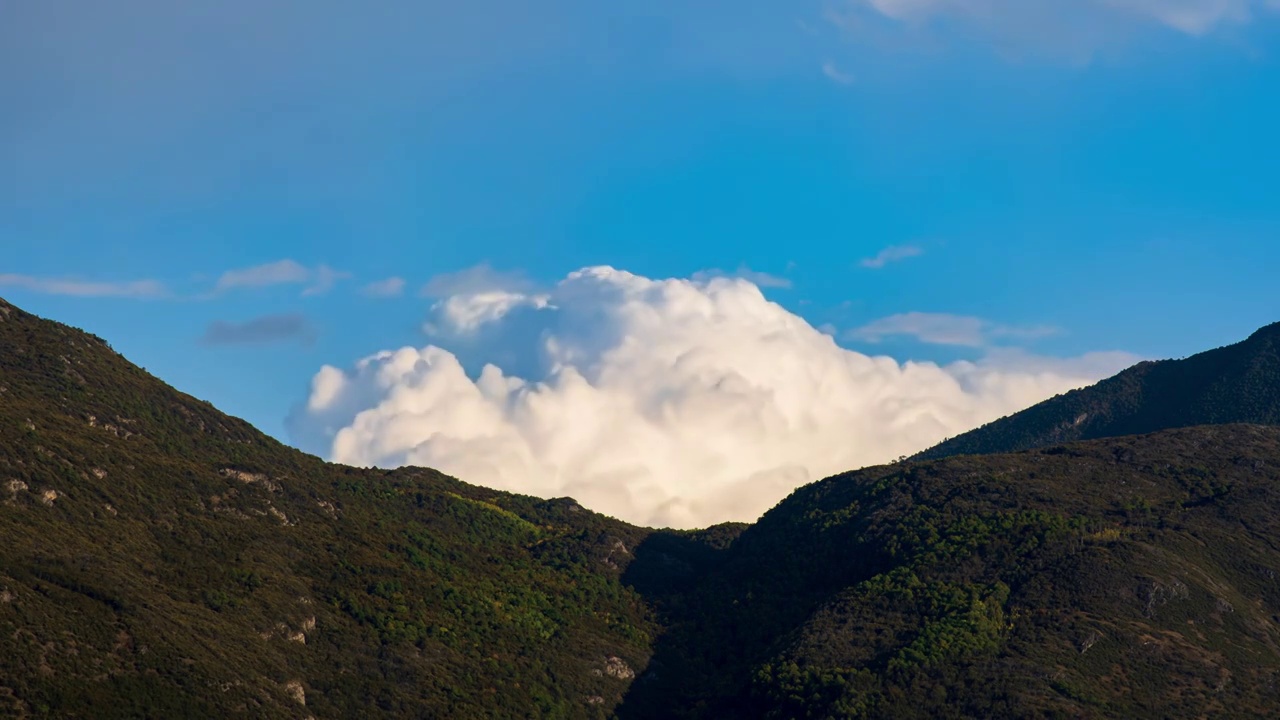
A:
622,424,1280,718
914,322,1280,460
5,296,1280,719
0,295,672,718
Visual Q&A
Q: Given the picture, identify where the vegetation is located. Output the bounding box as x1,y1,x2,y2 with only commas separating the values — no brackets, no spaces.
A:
622,425,1280,718
915,321,1280,460
0,297,657,718
3,295,1280,718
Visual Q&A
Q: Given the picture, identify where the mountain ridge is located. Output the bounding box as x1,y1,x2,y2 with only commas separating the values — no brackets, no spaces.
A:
914,320,1280,460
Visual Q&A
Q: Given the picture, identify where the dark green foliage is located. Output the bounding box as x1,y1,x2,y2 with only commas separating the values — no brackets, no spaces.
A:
621,424,1280,718
916,321,1280,460
0,297,655,718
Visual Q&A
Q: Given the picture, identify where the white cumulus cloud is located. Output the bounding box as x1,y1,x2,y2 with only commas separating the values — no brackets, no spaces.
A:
288,266,1136,529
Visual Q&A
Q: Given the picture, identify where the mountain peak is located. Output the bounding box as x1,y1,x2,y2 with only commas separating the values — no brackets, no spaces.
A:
1247,320,1280,340
915,320,1280,460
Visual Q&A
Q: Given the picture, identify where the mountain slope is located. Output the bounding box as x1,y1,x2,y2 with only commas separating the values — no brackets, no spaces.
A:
622,424,1280,718
0,296,666,719
8,297,1280,719
914,321,1280,460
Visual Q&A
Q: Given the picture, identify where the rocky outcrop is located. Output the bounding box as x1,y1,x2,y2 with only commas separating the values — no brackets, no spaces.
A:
282,680,306,705
600,655,635,680
220,468,281,492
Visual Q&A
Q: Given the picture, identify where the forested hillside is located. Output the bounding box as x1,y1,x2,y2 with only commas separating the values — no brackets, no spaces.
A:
5,296,1280,718
625,424,1280,718
0,296,661,718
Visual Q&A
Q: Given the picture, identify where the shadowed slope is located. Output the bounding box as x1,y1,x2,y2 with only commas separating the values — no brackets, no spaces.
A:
619,425,1280,719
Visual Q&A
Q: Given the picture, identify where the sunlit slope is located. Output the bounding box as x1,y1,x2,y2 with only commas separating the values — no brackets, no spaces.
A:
0,295,659,719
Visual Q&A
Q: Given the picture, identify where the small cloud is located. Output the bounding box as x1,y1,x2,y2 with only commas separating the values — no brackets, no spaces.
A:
214,260,348,297
215,260,309,292
0,273,168,299
200,313,316,346
859,245,924,269
822,60,855,85
301,265,351,297
429,291,551,335
420,263,534,298
361,276,407,298
848,312,1059,347
692,264,793,289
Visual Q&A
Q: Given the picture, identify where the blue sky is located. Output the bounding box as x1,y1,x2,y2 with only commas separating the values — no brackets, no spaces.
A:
4,0,1280,446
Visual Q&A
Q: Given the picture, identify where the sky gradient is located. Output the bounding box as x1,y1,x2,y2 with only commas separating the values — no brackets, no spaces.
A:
4,1,1279,523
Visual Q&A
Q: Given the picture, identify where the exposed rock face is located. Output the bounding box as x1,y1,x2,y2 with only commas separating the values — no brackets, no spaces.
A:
39,489,59,506
283,680,306,705
264,619,314,644
87,414,134,438
220,468,282,492
602,538,632,569
5,480,26,494
602,655,635,680
267,506,292,526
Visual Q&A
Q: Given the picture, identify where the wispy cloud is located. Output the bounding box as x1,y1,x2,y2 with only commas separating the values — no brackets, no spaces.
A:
821,60,855,85
361,276,406,298
215,260,349,297
835,0,1276,58
200,313,316,346
692,264,793,289
420,263,534,298
848,312,1060,347
301,265,351,297
0,273,168,299
215,260,309,292
859,245,924,269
